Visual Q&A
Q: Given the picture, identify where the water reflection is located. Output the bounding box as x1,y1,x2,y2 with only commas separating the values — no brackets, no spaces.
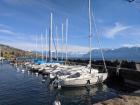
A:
0,63,122,105
27,70,30,75
21,69,25,73
57,85,109,105
13,64,118,105
59,85,107,96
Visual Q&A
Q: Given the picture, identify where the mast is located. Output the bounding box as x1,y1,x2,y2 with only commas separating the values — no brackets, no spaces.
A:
48,28,51,62
56,26,59,61
41,33,43,61
89,0,92,73
45,28,48,62
65,18,68,62
35,35,38,59
61,23,64,61
50,12,53,62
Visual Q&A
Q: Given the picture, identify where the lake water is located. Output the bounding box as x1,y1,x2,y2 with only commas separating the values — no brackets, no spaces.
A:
0,63,130,105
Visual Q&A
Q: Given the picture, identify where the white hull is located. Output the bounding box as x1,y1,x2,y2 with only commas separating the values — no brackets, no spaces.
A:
59,73,108,88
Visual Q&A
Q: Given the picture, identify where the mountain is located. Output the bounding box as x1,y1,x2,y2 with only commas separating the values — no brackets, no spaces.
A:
33,51,84,58
0,44,35,59
33,47,140,62
0,44,24,52
84,47,140,62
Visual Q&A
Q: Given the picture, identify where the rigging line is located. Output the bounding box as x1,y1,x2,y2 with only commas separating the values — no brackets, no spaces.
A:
91,7,108,73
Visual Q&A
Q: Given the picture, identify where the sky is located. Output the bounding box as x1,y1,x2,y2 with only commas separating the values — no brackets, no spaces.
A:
0,0,140,53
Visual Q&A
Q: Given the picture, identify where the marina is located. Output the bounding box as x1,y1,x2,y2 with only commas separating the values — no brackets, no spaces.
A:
0,62,139,105
0,0,140,104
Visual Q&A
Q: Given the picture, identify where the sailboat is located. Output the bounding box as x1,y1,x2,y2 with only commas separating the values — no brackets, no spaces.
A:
52,0,108,88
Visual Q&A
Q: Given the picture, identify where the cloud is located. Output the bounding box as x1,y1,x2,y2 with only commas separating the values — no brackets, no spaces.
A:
0,24,7,27
0,26,36,41
96,18,104,23
40,44,91,54
0,24,16,35
0,28,28,37
0,26,91,53
1,40,91,53
0,29,16,35
122,43,140,48
1,0,55,11
1,41,36,51
122,26,140,36
105,22,130,38
0,24,12,29
59,45,90,54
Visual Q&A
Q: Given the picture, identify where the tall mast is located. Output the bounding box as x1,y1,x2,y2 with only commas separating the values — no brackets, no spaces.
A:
48,28,51,62
35,35,38,59
89,0,92,72
41,33,43,61
56,26,59,61
45,28,48,62
61,23,64,61
50,12,53,62
65,18,68,62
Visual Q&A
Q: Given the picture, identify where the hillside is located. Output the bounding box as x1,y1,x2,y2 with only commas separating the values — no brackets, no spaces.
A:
0,44,34,59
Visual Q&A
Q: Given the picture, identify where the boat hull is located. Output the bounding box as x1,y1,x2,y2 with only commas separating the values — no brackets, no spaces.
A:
60,73,108,88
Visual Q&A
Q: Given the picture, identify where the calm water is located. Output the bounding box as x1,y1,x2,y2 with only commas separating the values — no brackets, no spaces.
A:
0,63,123,105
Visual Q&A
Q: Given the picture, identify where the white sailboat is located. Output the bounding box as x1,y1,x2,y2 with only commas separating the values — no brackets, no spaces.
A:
52,0,108,88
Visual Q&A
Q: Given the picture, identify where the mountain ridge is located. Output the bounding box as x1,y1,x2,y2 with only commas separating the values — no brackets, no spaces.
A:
1,44,140,61
0,44,35,59
84,46,140,62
